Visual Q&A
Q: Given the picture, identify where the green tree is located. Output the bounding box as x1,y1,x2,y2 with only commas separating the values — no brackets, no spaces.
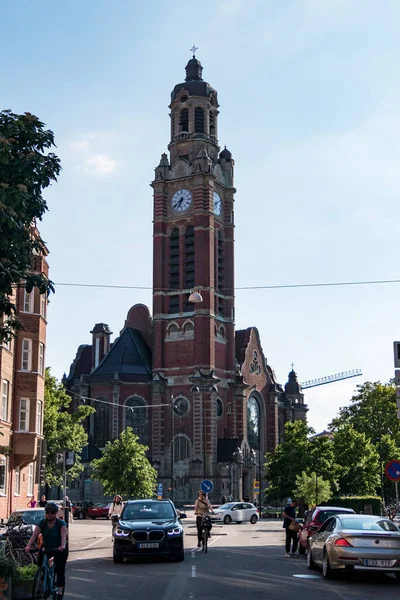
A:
44,369,94,486
0,110,61,343
294,471,331,507
264,420,338,500
330,381,400,500
264,420,314,499
91,428,157,498
332,424,380,495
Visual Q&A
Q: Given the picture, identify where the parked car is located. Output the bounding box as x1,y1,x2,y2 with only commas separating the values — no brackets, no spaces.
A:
393,513,400,525
72,502,94,520
214,502,258,524
112,499,186,563
87,502,111,519
307,513,400,580
299,506,355,554
7,508,45,531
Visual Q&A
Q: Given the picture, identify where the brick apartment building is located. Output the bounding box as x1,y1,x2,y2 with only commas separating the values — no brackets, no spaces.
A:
65,55,307,503
0,228,47,519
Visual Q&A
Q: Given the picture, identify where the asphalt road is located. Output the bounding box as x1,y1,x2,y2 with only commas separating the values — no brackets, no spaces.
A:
65,515,399,600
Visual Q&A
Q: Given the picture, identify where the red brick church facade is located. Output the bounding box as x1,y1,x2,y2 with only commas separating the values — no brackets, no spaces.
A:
65,56,307,503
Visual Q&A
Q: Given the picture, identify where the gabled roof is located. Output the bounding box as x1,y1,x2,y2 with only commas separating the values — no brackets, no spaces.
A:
89,327,152,383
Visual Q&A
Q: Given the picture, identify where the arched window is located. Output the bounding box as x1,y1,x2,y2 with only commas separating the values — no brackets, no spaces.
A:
173,436,190,461
125,397,147,446
169,228,180,313
209,110,215,136
183,321,194,334
247,395,260,451
195,107,204,133
168,323,179,335
93,400,111,448
219,326,225,338
183,226,195,312
180,109,189,132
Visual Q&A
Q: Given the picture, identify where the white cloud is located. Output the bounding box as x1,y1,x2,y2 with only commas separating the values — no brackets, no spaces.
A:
66,133,120,177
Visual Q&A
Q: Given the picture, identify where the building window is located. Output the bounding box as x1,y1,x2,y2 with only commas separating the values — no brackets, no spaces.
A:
40,293,47,319
27,463,34,496
173,436,190,462
23,289,34,313
19,398,30,431
39,343,45,376
179,108,188,132
125,397,147,446
0,458,6,494
194,107,205,133
21,338,32,371
93,401,111,448
1,380,9,421
227,403,232,415
183,226,195,312
15,467,20,495
36,400,43,434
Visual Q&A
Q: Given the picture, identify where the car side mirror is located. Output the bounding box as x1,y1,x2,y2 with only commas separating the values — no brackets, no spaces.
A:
309,525,319,533
178,513,187,519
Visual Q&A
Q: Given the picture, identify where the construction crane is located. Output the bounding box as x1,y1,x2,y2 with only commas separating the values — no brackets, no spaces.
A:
300,369,362,390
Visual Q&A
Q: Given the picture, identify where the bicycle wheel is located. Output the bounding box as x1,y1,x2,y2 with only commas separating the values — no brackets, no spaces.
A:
12,547,34,565
33,567,47,600
202,528,207,553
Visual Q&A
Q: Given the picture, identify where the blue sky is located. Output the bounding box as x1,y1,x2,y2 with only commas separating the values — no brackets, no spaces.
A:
3,0,400,433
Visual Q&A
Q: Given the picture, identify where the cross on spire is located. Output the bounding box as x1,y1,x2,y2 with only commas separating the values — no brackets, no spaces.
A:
190,45,198,57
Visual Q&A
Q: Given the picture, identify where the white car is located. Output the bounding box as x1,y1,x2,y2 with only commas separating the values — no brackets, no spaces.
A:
214,502,258,524
393,513,400,525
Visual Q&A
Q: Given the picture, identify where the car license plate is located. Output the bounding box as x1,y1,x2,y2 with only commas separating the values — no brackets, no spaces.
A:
365,559,395,567
138,543,159,549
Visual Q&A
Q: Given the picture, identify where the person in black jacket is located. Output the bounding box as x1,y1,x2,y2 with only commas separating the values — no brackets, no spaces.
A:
282,499,299,557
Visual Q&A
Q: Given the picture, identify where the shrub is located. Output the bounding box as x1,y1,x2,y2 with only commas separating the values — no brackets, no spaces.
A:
0,556,17,579
14,564,38,581
327,496,382,515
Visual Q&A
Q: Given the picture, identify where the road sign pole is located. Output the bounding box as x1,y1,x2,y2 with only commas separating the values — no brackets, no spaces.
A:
396,481,399,508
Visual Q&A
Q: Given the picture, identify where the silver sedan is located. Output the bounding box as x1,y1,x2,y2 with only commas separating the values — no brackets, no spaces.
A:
308,513,400,580
214,502,258,524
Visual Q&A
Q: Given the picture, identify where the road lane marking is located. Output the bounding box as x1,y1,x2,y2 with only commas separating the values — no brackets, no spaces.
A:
81,534,110,550
191,550,196,559
191,566,196,578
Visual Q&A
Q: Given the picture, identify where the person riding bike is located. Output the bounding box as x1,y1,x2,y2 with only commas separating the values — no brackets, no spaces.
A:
194,491,213,548
25,502,68,599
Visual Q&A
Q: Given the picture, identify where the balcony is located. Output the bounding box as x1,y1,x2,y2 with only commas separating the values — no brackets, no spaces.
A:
13,431,40,465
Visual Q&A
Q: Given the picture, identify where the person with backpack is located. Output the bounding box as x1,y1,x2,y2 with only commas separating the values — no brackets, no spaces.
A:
25,502,68,599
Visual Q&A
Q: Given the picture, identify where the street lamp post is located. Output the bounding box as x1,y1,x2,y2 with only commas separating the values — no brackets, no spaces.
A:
171,395,175,502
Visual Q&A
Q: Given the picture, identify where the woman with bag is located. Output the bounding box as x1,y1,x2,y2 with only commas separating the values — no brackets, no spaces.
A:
282,499,299,557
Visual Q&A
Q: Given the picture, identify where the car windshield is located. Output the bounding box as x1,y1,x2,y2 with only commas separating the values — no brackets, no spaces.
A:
219,503,235,510
317,510,352,523
9,510,44,525
122,502,175,520
339,516,399,532
93,503,106,507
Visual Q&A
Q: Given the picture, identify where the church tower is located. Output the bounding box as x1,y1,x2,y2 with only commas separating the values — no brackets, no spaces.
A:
151,51,237,496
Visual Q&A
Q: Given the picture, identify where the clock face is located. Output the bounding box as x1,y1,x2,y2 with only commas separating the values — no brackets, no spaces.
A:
172,189,192,212
174,397,189,417
213,191,222,216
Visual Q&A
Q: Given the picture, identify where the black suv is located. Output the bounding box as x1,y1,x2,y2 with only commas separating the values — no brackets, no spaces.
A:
112,499,186,563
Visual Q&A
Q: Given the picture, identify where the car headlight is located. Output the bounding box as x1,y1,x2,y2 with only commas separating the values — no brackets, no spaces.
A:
167,527,182,536
115,528,130,537
215,512,222,516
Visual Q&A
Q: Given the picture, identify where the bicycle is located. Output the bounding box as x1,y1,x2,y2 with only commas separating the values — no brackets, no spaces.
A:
201,514,212,553
32,549,62,600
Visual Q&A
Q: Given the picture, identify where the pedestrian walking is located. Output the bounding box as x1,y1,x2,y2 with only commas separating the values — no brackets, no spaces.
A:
282,499,299,557
39,495,47,508
221,495,227,504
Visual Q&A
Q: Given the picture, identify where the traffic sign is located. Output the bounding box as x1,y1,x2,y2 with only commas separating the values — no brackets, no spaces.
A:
385,460,400,481
200,480,213,493
253,481,260,491
157,483,163,497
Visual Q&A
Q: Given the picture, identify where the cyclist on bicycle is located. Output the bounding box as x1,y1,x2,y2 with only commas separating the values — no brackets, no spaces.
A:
194,491,213,548
25,502,68,599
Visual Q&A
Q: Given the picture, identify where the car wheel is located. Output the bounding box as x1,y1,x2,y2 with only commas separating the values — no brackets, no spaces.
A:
250,515,258,524
299,544,306,555
322,549,335,579
307,547,316,570
78,511,85,520
223,515,232,524
113,551,123,563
